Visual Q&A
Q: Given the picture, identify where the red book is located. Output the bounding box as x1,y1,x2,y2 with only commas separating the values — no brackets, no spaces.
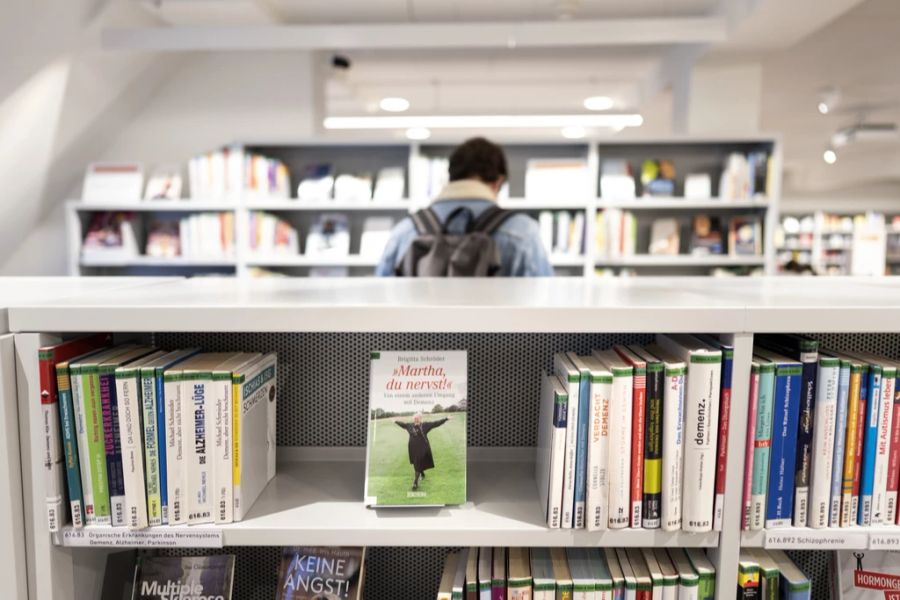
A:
742,363,761,530
887,381,900,524
615,345,646,528
711,342,734,531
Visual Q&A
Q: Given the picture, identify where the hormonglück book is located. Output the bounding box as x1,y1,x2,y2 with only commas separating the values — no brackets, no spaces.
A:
276,546,365,600
364,351,467,507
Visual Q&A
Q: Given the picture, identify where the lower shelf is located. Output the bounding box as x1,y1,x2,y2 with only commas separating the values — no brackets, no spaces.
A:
56,458,718,548
741,525,900,550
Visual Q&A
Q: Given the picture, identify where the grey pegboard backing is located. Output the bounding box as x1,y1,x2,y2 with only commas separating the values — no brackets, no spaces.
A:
152,332,652,447
805,333,900,361
785,550,834,600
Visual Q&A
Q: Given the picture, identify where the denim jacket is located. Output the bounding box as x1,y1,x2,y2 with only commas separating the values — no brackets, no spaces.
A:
375,181,554,277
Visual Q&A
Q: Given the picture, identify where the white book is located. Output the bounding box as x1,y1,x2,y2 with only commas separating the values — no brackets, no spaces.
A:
646,343,686,532
554,353,580,529
808,355,840,528
530,547,555,600
655,334,721,533
641,549,664,600
652,549,679,600
584,356,612,531
667,548,699,600
451,548,468,600
555,212,571,254
538,211,554,256
537,374,568,528
478,547,492,600
164,362,188,525
873,365,897,524
616,548,637,600
567,548,596,600
592,349,633,529
233,353,278,521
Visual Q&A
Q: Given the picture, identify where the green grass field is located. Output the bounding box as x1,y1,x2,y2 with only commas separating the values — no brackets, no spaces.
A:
366,413,467,506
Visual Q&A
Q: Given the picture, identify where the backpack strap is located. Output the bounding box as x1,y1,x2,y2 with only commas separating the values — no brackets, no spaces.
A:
470,205,514,235
409,208,443,236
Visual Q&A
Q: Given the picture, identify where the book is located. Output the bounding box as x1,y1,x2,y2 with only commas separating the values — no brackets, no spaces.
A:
453,549,469,600
466,548,478,600
592,349,633,529
648,219,679,255
737,552,760,600
696,335,733,532
748,549,779,600
754,348,802,528
100,550,137,600
589,549,614,600
531,550,555,600
667,549,699,600
566,548,594,600
645,343,686,532
851,365,870,525
605,548,625,600
492,547,507,600
728,216,762,256
82,163,143,204
144,166,183,200
305,213,351,257
508,548,533,600
583,357,612,531
886,367,900,523
373,166,405,201
615,549,636,600
685,549,715,600
768,551,810,600
566,353,593,529
551,547,574,600
536,375,568,528
629,345,664,529
232,353,277,520
690,215,723,256
359,217,395,258
554,353,580,528
613,345,647,529
855,355,884,526
750,357,776,530
655,335,722,533
478,547,492,600
652,549,679,600
626,549,652,600
808,353,840,528
855,353,896,524
840,357,866,526
364,351,466,507
276,546,365,600
640,548,664,600
438,552,459,600
828,354,852,527
742,361,761,530
134,555,234,600
39,334,111,531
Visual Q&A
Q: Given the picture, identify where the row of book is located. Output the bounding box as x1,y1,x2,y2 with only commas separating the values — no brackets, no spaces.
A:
189,145,291,200
537,335,733,532
82,212,237,260
41,335,277,531
742,336,900,530
297,165,406,202
738,549,811,600
437,547,717,600
538,211,586,257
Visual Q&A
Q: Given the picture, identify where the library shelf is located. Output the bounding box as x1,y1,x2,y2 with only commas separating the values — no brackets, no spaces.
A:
69,199,239,212
498,198,592,210
244,254,380,268
595,255,765,268
598,198,769,210
245,199,414,211
740,526,900,551
79,255,237,268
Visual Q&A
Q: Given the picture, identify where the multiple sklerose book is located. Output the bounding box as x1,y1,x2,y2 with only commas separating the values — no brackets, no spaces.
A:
537,334,732,533
742,335,900,530
40,335,277,530
437,546,717,600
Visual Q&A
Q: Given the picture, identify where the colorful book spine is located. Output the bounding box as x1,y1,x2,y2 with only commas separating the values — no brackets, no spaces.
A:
886,372,900,524
793,339,819,528
808,355,839,528
872,365,896,524
70,364,96,525
184,371,214,524
164,370,186,524
586,360,612,531
858,363,882,526
115,365,149,529
555,354,579,529
763,354,802,528
750,359,775,530
642,357,663,530
828,357,851,527
567,353,591,529
140,365,163,526
83,364,112,525
660,358,686,532
850,366,869,524
100,365,127,526
55,363,84,528
39,349,67,533
156,365,170,524
614,346,647,530
737,558,760,600
742,362,760,530
713,343,733,532
607,360,633,529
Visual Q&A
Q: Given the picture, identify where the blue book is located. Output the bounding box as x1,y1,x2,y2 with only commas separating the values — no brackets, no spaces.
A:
756,348,802,528
567,353,592,528
856,356,884,526
828,354,852,527
769,550,811,600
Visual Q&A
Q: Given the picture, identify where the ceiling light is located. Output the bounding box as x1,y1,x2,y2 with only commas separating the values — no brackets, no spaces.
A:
561,126,586,139
817,102,829,115
817,87,841,116
405,127,431,140
823,148,837,164
583,96,614,111
379,97,410,112
324,113,643,130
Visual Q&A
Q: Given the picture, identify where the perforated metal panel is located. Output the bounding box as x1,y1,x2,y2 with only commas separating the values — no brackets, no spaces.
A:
786,550,834,600
154,332,651,447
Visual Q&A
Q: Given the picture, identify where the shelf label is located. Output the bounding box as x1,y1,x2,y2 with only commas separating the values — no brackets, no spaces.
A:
60,527,223,548
765,529,867,549
869,531,900,550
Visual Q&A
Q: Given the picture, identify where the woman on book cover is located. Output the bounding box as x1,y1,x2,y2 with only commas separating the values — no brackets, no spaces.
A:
395,413,450,490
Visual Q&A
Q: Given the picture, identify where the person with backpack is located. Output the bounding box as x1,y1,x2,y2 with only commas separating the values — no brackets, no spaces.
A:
375,137,554,277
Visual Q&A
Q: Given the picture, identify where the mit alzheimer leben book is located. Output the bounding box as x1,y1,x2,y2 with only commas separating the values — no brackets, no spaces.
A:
364,351,467,507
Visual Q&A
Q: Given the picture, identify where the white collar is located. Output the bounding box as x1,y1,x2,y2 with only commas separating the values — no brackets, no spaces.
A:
434,179,497,203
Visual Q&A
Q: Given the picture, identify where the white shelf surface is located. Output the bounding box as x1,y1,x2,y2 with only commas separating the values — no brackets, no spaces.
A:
70,199,239,212
9,277,900,334
245,254,380,267
246,200,413,211
549,254,586,267
79,255,236,268
499,198,591,210
599,198,769,210
741,526,900,550
595,255,765,267
54,458,717,548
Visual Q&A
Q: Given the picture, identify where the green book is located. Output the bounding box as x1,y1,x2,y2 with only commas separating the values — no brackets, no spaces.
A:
686,548,716,600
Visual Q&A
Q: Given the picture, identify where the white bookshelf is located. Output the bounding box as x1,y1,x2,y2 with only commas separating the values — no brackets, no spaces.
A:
9,277,900,600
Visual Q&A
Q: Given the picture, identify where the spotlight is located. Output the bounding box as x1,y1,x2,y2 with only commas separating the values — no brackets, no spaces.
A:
823,149,837,164
817,87,841,116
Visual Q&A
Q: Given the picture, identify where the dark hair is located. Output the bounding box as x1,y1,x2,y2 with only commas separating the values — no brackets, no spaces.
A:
448,137,508,184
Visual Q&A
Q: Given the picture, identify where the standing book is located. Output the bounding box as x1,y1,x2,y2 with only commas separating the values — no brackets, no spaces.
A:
685,549,715,600
531,548,555,600
652,549,679,600
365,351,466,507
566,353,593,529
737,553,760,600
613,345,647,529
768,551,810,600
697,335,734,532
667,549,699,600
134,555,235,600
589,548,614,600
555,353,580,528
439,552,460,600
583,356,612,531
592,349,634,529
742,361,761,530
275,546,365,600
862,355,896,524
604,548,625,600
827,354,852,527
855,355,884,526
629,345,664,529
886,367,900,523
465,546,478,600
640,548,665,600
615,548,637,600
655,335,722,533
452,548,469,600
626,549,652,600
567,548,595,600
748,549,779,600
478,547,492,600
750,357,776,531
808,354,840,528
851,365,870,525
508,548,533,600
840,360,866,526
492,547,507,600
552,547,574,600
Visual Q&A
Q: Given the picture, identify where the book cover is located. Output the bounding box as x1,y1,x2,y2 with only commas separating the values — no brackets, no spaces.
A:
630,345,664,529
554,353,580,528
536,374,568,528
837,550,900,599
508,548,532,600
857,358,883,526
886,371,900,524
134,555,234,600
276,547,364,600
566,353,593,529
492,547,507,600
808,354,840,528
750,357,775,531
737,552,760,600
851,366,870,525
364,351,466,507
685,549,715,600
583,356,612,531
592,349,634,529
828,355,852,527
613,345,647,529
667,549,699,600
478,547,492,600
742,361,761,530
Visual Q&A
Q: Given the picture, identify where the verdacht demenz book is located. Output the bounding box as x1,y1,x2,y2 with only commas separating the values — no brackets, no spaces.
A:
364,351,467,507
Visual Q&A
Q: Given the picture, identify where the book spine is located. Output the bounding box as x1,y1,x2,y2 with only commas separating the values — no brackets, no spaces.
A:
71,369,95,525
829,363,850,527
791,349,818,528
100,369,126,527
886,374,900,524
714,348,733,531
608,370,633,529
185,375,214,524
742,366,760,530
808,358,839,528
661,365,685,531
141,371,162,526
750,365,775,530
765,364,801,529
872,369,895,524
156,371,169,524
40,352,65,532
587,377,612,531
115,371,148,529
574,371,590,528
630,365,647,529
56,366,84,528
840,366,862,527
214,374,234,524
858,367,882,526
84,369,111,525
549,397,568,529
850,369,868,524
682,355,721,533
643,362,663,529
165,374,185,524
562,375,579,529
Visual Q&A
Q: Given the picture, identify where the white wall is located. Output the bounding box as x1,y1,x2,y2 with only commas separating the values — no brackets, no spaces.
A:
688,61,762,135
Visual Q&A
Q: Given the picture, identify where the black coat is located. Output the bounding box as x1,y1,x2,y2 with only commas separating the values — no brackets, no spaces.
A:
395,418,448,472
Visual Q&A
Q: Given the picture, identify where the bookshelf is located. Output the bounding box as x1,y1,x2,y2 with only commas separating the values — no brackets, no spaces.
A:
8,276,900,600
67,136,781,279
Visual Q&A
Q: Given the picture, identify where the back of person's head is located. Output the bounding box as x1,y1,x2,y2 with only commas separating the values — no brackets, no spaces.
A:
448,137,508,184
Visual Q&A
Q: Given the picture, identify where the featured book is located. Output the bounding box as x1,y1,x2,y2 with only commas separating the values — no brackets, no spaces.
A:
134,555,235,600
364,351,467,507
276,546,365,600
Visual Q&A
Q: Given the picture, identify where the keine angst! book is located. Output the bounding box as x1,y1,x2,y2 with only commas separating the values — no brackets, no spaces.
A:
276,546,365,600
364,351,467,507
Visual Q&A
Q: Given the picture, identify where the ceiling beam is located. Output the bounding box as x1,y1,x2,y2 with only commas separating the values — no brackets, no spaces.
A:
102,18,728,51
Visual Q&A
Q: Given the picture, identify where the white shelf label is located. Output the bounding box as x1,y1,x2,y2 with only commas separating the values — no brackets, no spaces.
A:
60,527,223,548
764,529,867,549
869,531,900,550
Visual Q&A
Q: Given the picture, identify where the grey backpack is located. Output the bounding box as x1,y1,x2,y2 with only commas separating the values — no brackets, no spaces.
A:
396,205,513,277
